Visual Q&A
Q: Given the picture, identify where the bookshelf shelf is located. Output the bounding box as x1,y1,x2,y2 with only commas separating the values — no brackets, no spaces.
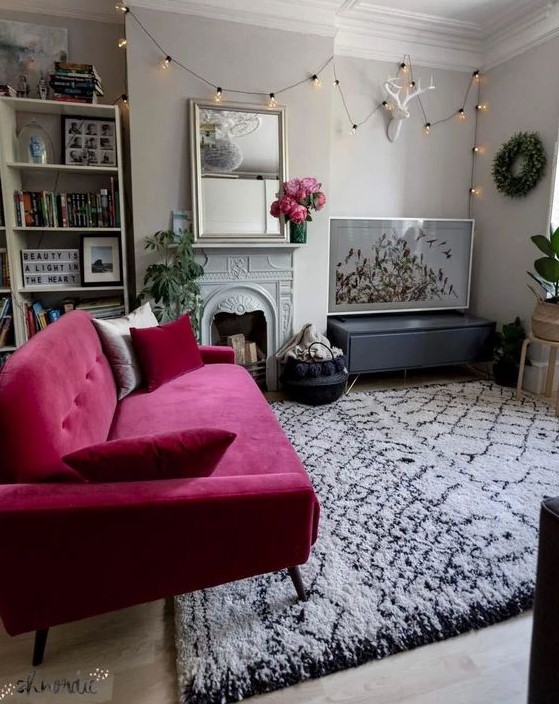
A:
13,227,121,232
19,285,124,293
0,96,129,349
6,162,119,175
0,346,16,353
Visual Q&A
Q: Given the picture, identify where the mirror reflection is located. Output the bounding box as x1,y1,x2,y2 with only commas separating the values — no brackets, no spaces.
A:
191,101,287,241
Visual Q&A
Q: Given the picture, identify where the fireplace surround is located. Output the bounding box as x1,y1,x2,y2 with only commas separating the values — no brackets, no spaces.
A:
195,247,295,390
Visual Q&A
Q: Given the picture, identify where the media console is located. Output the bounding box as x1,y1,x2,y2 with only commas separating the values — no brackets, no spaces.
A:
327,312,495,375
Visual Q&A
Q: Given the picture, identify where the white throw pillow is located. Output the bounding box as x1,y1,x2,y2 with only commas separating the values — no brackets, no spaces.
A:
93,302,158,400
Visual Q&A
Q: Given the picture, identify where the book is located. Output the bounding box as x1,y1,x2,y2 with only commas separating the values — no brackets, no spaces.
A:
13,190,120,228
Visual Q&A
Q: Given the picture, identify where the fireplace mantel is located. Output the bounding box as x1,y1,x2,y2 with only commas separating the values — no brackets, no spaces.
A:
195,246,294,390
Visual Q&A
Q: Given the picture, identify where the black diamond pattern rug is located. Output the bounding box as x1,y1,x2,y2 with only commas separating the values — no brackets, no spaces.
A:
175,381,559,703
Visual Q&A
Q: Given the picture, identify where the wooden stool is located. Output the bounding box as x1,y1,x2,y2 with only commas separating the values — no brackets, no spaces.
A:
516,333,559,416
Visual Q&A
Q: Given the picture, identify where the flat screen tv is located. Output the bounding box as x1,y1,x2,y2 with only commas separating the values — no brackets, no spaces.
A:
328,217,474,315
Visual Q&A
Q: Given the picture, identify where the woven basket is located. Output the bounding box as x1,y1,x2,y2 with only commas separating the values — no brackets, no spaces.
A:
532,301,559,342
280,341,348,405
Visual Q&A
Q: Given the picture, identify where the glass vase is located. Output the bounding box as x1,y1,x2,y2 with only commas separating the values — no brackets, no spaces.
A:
289,220,307,244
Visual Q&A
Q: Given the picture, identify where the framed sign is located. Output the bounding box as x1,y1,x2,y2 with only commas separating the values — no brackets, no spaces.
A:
21,249,80,288
80,234,122,287
63,115,116,167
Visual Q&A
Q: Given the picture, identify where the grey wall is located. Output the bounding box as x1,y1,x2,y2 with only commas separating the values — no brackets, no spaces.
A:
330,56,477,220
0,9,125,104
471,37,559,327
127,9,481,331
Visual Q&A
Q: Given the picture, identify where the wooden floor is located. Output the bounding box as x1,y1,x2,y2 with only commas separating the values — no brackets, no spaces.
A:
0,368,536,703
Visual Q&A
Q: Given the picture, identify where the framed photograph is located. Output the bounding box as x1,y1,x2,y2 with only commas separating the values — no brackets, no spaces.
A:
62,116,117,167
328,218,474,315
172,209,192,242
80,234,122,287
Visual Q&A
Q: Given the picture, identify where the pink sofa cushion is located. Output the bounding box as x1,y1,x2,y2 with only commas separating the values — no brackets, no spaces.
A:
110,364,311,482
0,311,117,484
63,428,236,482
130,315,203,392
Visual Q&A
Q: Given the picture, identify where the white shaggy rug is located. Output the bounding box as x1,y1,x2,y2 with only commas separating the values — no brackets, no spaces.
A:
174,381,559,703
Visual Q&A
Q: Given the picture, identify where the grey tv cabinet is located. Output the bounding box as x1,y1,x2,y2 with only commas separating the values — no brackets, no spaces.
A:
327,312,495,375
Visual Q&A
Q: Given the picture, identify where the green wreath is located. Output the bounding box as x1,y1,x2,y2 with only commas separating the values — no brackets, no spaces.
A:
492,131,546,198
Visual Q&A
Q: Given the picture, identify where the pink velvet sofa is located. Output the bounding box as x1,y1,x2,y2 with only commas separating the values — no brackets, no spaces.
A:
0,311,319,664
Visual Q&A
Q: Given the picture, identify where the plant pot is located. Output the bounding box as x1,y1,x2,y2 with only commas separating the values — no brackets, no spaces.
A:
493,359,519,388
289,221,307,244
531,301,559,342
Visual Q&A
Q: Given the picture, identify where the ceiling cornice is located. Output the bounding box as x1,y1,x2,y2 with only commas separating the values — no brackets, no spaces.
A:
0,0,558,71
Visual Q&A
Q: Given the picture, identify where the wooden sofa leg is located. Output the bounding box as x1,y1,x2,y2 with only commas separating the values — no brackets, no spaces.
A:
32,628,49,667
288,566,308,602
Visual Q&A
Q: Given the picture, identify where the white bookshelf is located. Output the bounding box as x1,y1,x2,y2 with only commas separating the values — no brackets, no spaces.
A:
0,97,129,350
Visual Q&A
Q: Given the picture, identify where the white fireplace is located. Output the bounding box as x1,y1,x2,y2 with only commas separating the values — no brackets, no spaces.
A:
195,247,294,391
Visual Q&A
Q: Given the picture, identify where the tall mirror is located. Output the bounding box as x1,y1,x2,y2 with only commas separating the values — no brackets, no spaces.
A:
190,99,288,243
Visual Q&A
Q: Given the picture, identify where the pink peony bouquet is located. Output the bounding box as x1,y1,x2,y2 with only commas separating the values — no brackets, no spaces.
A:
270,177,326,225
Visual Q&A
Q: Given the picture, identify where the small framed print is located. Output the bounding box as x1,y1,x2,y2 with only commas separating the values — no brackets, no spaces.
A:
62,116,117,167
80,234,122,287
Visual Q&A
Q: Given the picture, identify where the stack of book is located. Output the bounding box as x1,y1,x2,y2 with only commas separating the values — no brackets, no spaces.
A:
0,297,13,347
25,300,63,337
75,297,125,319
49,62,104,104
14,182,120,228
0,85,16,97
0,249,10,288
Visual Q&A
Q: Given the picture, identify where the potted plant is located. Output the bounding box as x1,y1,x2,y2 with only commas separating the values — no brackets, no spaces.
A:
270,177,326,244
528,225,559,341
492,317,529,387
140,228,204,336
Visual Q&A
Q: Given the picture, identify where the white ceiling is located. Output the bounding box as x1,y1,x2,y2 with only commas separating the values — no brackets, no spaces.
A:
1,0,558,70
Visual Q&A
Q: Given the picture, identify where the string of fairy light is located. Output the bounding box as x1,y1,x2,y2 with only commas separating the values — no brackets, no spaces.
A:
114,3,486,207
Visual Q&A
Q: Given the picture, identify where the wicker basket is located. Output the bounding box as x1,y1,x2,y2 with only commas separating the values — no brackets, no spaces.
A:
532,301,559,342
280,341,348,405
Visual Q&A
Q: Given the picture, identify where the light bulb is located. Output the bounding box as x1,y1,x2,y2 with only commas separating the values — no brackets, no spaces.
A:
121,93,128,104
214,86,222,103
409,81,416,89
472,69,481,81
472,145,480,153
475,103,487,111
400,62,409,74
162,55,172,69
458,108,466,119
268,93,277,108
311,74,322,88
424,122,431,134
115,2,129,12
470,187,481,196
351,124,358,134
118,38,127,48
333,79,340,87
382,100,393,111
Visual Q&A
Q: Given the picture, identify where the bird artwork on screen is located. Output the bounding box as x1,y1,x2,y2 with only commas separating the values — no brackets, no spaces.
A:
328,218,474,315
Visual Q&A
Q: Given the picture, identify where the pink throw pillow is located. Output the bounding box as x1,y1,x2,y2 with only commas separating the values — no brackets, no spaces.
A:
130,315,203,391
63,428,236,483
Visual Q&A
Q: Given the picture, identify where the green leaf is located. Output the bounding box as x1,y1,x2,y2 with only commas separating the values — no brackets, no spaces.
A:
551,227,559,257
531,235,555,257
534,256,559,284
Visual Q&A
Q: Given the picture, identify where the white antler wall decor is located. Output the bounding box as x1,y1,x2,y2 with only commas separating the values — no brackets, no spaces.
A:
383,76,435,142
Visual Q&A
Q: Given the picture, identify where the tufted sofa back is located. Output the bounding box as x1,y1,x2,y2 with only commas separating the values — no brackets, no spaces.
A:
0,311,117,483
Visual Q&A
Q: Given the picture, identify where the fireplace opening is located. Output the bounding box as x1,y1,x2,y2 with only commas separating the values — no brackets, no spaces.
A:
212,311,267,390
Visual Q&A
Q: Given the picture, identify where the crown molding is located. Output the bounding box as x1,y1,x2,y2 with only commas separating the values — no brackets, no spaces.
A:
0,0,558,72
129,0,338,37
0,0,121,24
483,1,559,69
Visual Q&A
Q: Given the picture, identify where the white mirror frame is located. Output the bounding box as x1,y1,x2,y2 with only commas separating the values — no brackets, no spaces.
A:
189,99,288,244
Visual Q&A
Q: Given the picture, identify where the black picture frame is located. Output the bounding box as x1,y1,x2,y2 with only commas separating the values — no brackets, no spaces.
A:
80,233,123,287
62,115,117,167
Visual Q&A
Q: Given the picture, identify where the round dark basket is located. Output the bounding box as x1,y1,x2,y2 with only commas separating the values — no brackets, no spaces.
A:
280,341,348,405
280,370,349,405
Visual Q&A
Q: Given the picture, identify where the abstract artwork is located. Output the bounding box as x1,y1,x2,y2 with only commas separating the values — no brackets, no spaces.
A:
0,20,68,96
329,218,474,314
